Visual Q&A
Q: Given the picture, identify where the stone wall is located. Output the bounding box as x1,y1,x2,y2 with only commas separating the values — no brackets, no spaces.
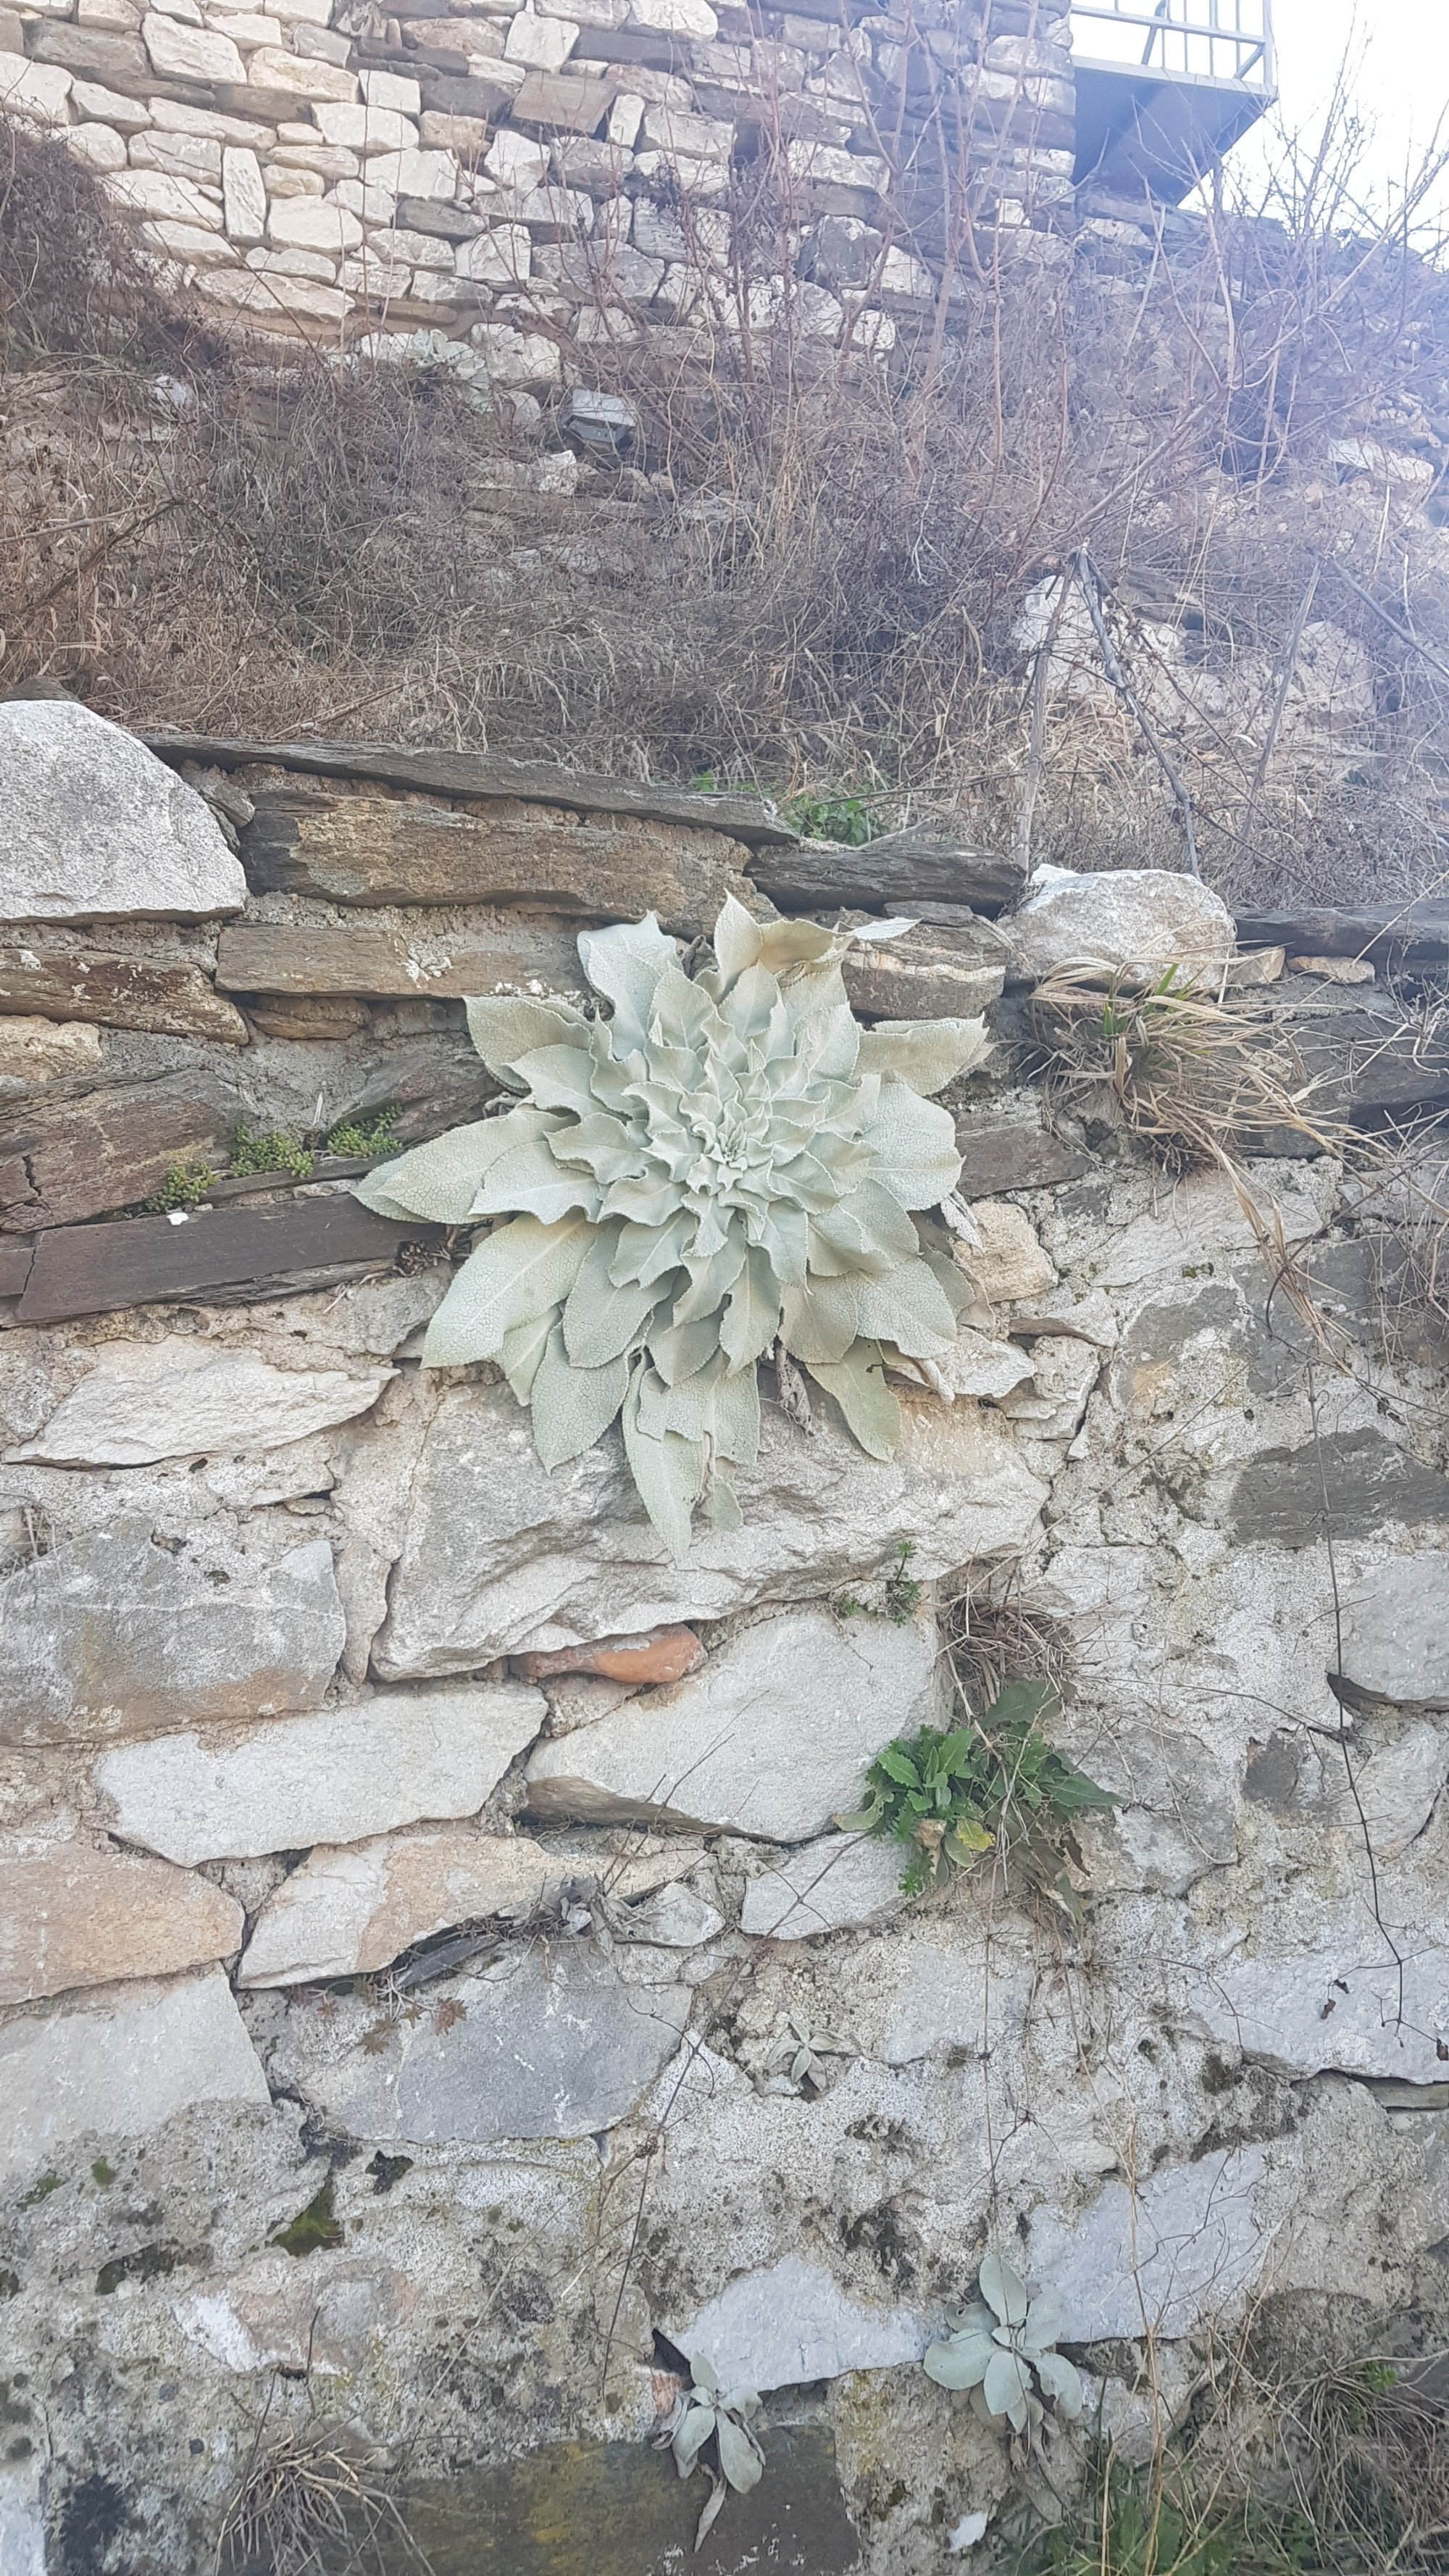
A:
0,0,1071,362
3,699,1449,2572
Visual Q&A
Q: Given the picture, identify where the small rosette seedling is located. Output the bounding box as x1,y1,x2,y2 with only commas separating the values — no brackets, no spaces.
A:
353,898,990,1560
923,2252,1082,2441
657,2354,767,2548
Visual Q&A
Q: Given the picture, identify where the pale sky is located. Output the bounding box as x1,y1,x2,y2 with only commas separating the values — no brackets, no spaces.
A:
1224,0,1449,235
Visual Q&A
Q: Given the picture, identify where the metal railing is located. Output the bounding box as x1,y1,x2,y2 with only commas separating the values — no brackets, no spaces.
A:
1069,0,1274,87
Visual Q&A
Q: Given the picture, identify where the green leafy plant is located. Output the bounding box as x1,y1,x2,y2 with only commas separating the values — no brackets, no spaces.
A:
843,1681,1118,1896
782,788,881,844
1018,2463,1317,2576
354,900,990,1559
657,2354,766,2551
924,2251,1082,2440
231,1124,313,1179
325,1108,401,1159
146,1159,217,1212
835,1538,924,1625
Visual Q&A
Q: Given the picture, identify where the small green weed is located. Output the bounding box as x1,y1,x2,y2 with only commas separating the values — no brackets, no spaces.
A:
144,1159,217,1213
781,788,881,845
844,1682,1117,1896
836,1541,923,1627
231,1123,313,1179
1015,2462,1316,2576
325,1108,400,1159
19,2173,62,2209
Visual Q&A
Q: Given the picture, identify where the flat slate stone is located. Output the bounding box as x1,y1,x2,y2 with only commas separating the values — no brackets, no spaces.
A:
674,2254,928,2388
238,1827,556,1985
954,1098,1092,1196
0,1071,233,1231
375,1377,1047,1676
0,1967,270,2180
94,1683,546,1865
0,945,248,1041
14,1193,446,1325
393,2429,860,2576
1234,901,1449,966
0,1842,243,2004
841,924,1006,1019
525,1609,943,1841
215,921,585,1001
1227,1430,1449,1548
306,1944,690,2141
752,828,1023,918
0,1525,346,1748
740,1834,905,1938
1,704,246,924
143,732,798,847
238,783,756,935
8,1336,395,1466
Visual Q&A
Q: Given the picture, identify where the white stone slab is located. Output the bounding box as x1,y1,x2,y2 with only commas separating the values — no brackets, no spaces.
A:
95,1683,546,1864
8,1338,395,1467
0,1968,269,2177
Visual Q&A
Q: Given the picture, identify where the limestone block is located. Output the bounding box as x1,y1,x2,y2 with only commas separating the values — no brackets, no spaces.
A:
1353,1725,1449,1859
248,244,335,278
0,1968,269,2179
268,194,362,249
472,320,561,385
0,1525,346,1748
313,99,417,149
673,2254,927,2388
0,52,72,122
525,1609,943,1840
222,143,267,239
607,89,643,145
0,703,245,923
245,41,357,93
272,140,359,175
0,1841,243,2004
208,12,286,45
375,1379,1046,1674
740,1833,904,1938
0,1016,103,1098
67,122,130,171
932,1327,1035,1401
454,222,531,283
363,146,456,197
173,2253,397,2377
361,66,419,112
953,1200,1056,1306
1027,2146,1277,2340
141,218,240,262
239,1825,560,1983
196,265,348,319
1192,1943,1449,2082
149,95,274,140
785,138,888,195
263,165,325,196
96,1683,546,1864
483,123,548,186
8,1338,394,1466
72,74,153,122
1004,864,1235,988
107,166,225,226
642,102,732,158
627,0,716,30
504,4,577,69
143,10,246,75
303,1944,690,2139
130,127,224,178
1338,1555,1449,1711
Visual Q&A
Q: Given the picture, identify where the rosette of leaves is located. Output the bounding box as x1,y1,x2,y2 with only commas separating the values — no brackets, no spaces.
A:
354,898,989,1559
924,2252,1082,2440
657,2355,766,2548
841,1682,1119,1896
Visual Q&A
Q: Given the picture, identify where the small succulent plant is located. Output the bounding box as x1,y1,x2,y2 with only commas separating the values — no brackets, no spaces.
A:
923,2251,1082,2440
657,2354,766,2546
355,899,989,1559
764,2014,856,2094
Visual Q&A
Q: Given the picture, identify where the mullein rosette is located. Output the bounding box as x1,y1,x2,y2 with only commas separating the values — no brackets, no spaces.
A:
354,896,990,1560
923,2253,1082,2440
